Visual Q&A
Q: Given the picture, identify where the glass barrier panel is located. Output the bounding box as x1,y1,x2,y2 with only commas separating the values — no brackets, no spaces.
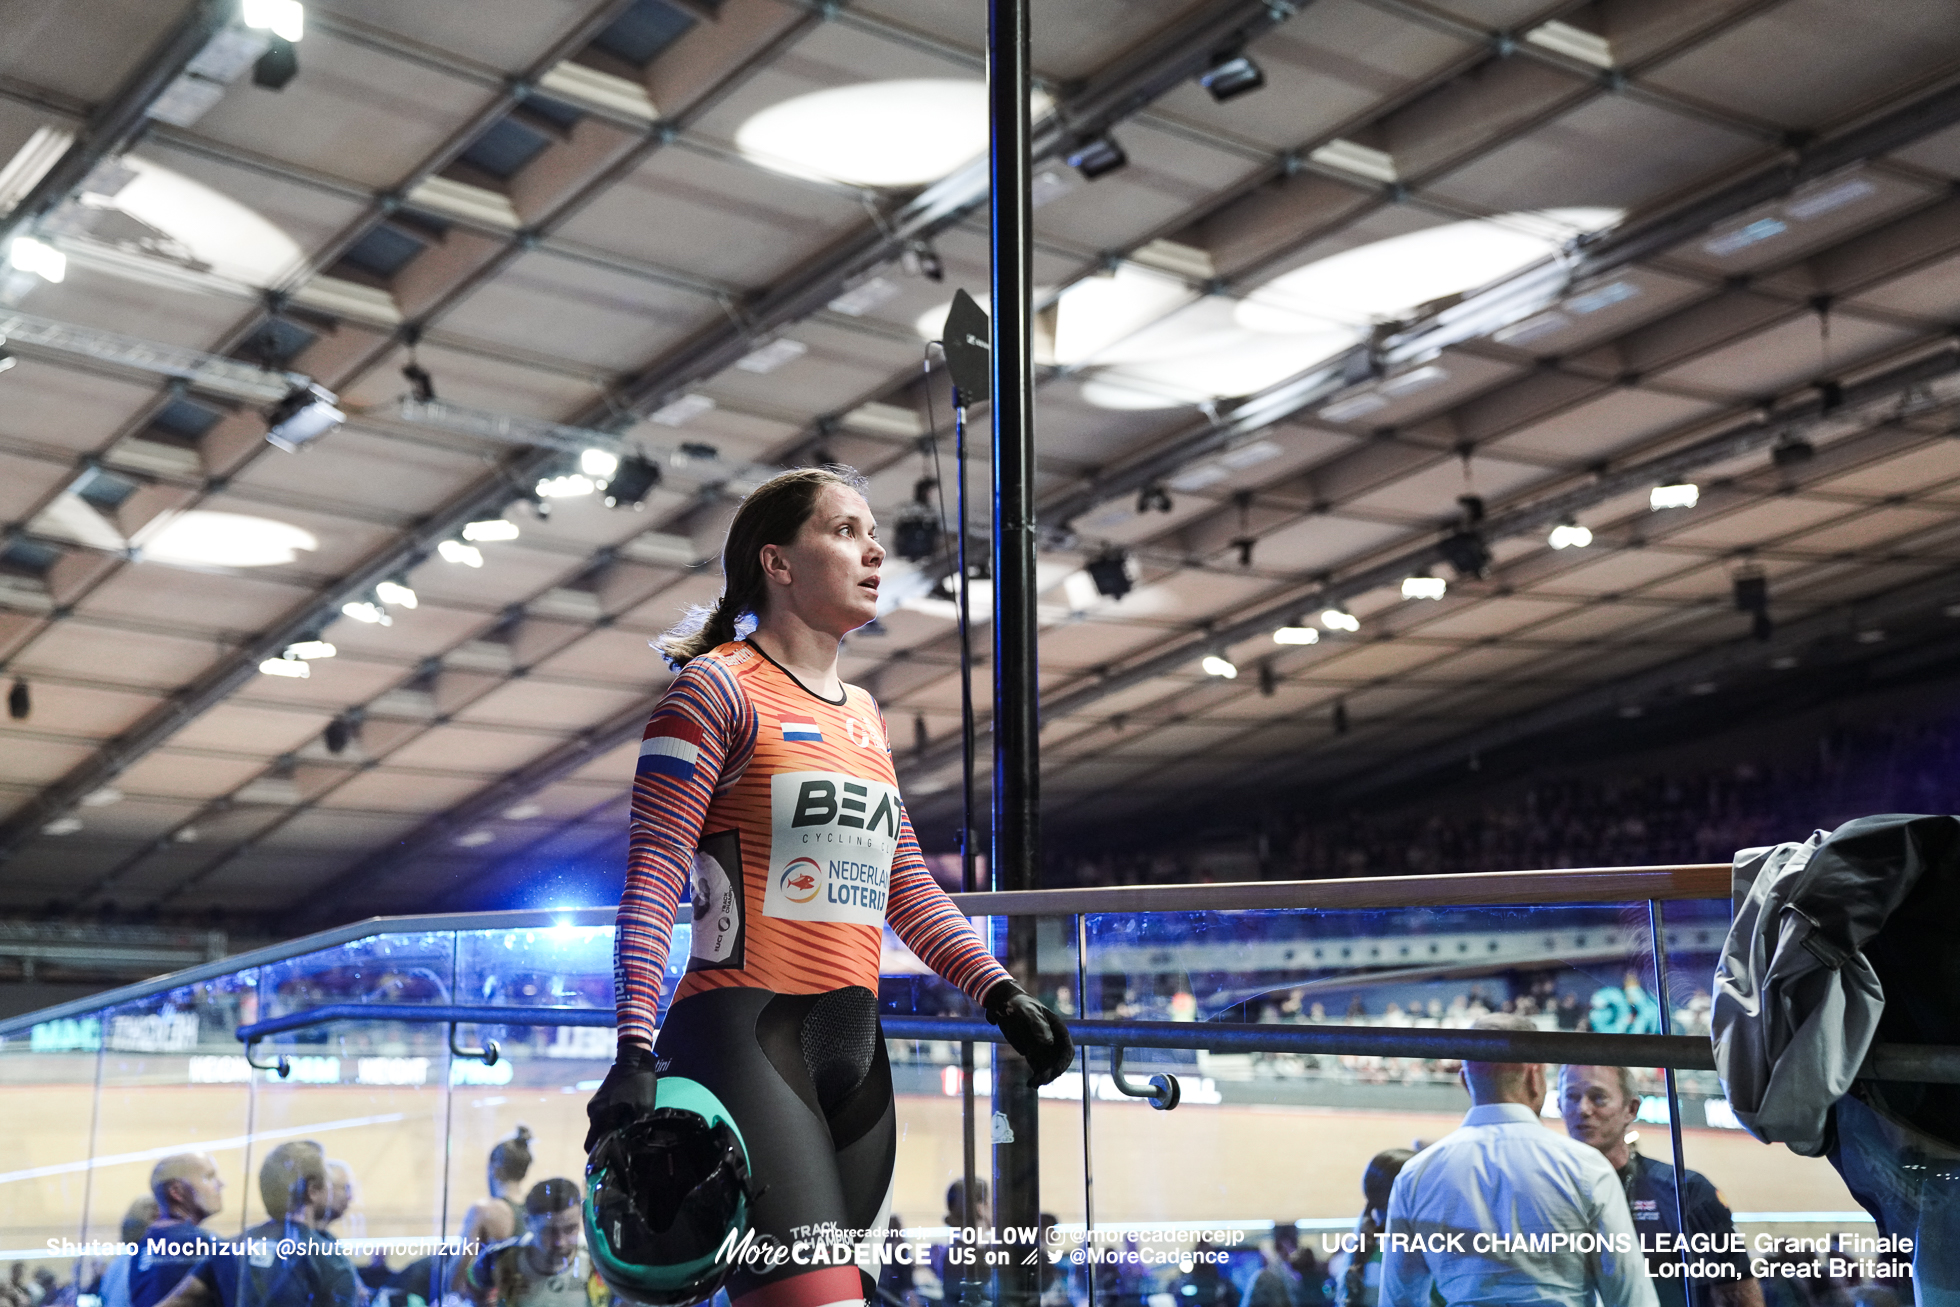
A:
255,930,460,1025
1077,902,1684,1307
0,1001,102,1280
80,974,257,1307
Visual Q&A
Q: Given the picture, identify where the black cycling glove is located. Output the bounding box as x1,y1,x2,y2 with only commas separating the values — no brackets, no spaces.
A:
584,1039,659,1154
983,981,1076,1086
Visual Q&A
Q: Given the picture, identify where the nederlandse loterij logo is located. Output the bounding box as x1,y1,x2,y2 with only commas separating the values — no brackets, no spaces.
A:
779,857,823,903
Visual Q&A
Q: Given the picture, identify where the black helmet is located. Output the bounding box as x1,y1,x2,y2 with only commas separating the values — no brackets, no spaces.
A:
585,1076,752,1307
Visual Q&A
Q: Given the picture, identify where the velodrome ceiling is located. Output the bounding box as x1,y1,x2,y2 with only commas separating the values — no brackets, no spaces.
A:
2,0,1959,922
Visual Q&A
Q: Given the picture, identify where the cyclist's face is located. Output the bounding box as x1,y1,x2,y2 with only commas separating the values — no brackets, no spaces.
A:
761,484,884,636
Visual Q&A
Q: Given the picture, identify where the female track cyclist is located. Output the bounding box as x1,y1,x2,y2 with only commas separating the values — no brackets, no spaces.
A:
585,466,1074,1307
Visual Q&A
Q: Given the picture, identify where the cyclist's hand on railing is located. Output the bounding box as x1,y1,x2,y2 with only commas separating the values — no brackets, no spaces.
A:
584,1038,659,1153
984,981,1076,1086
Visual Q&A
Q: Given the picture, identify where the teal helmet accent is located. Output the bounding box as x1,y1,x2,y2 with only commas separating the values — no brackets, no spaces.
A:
585,1077,752,1307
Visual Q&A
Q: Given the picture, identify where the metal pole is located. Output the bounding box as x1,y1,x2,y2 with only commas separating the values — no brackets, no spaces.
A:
1648,900,1694,1286
955,394,980,1287
989,0,1041,1295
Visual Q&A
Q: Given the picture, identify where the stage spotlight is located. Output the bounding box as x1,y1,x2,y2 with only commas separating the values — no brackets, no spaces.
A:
1547,521,1592,549
253,37,299,90
1734,569,1773,641
401,361,436,403
341,596,391,626
1258,661,1277,697
1438,530,1492,579
9,236,65,284
1321,607,1359,633
1402,575,1446,600
1199,51,1265,102
894,513,939,563
1136,485,1173,514
1650,483,1698,510
1087,550,1133,600
1201,654,1238,679
7,678,28,720
438,539,483,567
1066,134,1127,180
1772,437,1815,468
602,454,661,509
376,576,417,608
462,518,519,542
324,716,351,755
264,382,343,452
1333,701,1349,735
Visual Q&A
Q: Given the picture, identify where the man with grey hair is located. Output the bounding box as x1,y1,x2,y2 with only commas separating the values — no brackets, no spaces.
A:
1380,1013,1656,1307
153,1141,362,1307
1559,1065,1761,1307
129,1155,222,1307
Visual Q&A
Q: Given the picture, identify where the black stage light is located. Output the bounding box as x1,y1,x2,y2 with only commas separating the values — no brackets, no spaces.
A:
1332,700,1349,736
603,454,661,509
894,514,939,563
1087,550,1132,600
1136,485,1173,514
1733,572,1768,614
1772,437,1815,468
907,241,944,283
254,37,299,90
264,382,344,452
1457,493,1486,526
1232,536,1256,568
402,361,436,403
1200,52,1265,103
324,717,351,755
1438,530,1492,579
1066,135,1127,180
1258,661,1277,697
7,678,27,721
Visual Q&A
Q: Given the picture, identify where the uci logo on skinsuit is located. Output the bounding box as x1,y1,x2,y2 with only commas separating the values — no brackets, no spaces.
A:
764,770,899,926
779,857,823,904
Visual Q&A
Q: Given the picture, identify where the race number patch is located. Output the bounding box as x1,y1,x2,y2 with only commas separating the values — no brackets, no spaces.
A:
764,770,900,925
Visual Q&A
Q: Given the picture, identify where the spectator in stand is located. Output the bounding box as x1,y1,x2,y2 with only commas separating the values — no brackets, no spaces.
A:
320,1162,356,1229
153,1141,363,1307
130,1155,224,1307
459,1127,534,1249
99,1198,160,1307
1290,1245,1330,1307
1328,1150,1413,1307
1246,1222,1302,1307
1559,1065,1761,1307
930,1178,989,1296
1170,1241,1233,1307
465,1180,592,1307
1379,1014,1655,1307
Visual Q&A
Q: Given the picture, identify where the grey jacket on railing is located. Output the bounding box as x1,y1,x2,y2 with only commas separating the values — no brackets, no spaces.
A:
1710,813,1960,1157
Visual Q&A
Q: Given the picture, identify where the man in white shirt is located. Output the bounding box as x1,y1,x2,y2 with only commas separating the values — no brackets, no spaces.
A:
1380,1014,1657,1307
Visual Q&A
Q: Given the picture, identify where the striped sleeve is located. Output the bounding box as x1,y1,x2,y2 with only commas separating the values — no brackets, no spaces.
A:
613,656,755,1046
884,800,1013,1004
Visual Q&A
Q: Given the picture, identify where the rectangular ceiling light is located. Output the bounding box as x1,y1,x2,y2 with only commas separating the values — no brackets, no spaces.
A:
735,338,807,373
1307,139,1398,185
1524,20,1613,68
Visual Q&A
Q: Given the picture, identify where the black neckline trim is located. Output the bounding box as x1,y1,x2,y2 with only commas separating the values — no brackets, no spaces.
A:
744,637,848,706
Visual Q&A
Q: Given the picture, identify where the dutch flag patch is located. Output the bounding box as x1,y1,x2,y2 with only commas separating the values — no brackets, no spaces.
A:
781,714,823,743
639,716,703,781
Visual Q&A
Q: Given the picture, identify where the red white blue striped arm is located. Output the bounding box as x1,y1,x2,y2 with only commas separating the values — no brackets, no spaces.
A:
612,657,756,1047
885,801,1015,1004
